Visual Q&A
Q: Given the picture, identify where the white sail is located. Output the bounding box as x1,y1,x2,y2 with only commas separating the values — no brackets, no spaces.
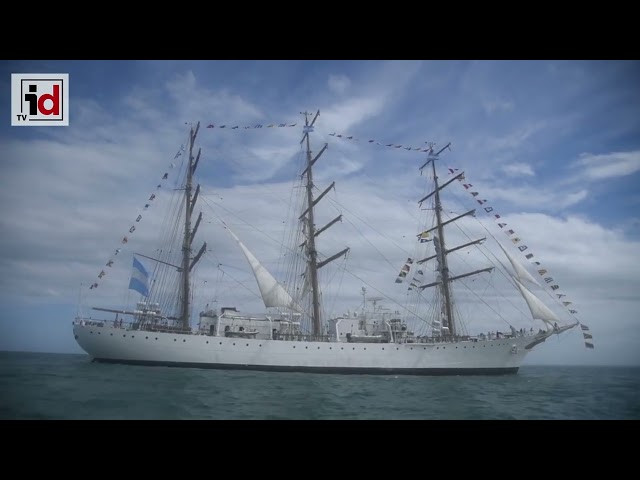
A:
497,241,540,286
224,224,301,312
513,277,559,326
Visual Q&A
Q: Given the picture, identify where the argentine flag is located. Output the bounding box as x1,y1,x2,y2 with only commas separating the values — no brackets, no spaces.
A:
128,256,149,297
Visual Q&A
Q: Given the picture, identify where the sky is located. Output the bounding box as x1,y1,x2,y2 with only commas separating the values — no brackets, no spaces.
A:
1,60,639,365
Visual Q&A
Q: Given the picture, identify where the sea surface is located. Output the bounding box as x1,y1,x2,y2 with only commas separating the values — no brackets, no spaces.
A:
1,351,638,420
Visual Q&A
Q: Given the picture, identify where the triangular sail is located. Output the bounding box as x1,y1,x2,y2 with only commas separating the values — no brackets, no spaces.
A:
498,241,540,286
513,277,559,325
224,224,301,312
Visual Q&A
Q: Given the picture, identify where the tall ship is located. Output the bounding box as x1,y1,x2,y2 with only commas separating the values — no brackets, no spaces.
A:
73,113,587,375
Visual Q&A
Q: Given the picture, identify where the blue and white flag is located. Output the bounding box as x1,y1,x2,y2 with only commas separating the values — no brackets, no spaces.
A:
128,256,149,297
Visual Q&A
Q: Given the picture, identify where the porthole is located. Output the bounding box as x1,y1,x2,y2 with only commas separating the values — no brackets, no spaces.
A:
145,336,148,339
246,343,249,347
293,346,296,348
174,339,176,342
305,346,308,349
123,334,126,338
206,341,209,344
317,347,320,350
110,333,113,336
233,343,236,346
382,347,385,350
155,337,158,340
183,339,186,342
364,348,366,350
219,342,222,345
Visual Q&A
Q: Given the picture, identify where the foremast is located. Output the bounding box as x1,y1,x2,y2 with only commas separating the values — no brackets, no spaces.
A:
417,144,492,338
299,111,349,337
180,122,207,330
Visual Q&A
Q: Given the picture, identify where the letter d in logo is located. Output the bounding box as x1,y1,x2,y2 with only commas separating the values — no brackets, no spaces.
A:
38,84,60,115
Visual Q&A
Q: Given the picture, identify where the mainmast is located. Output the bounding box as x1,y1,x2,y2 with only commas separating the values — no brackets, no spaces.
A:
416,143,492,338
430,147,455,336
299,110,349,337
180,122,207,330
302,112,322,336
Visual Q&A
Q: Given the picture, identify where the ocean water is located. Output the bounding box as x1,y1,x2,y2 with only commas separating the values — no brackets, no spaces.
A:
1,351,638,420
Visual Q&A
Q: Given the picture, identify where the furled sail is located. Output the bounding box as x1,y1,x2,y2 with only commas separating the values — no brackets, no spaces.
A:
513,277,559,326
498,241,540,286
224,224,301,312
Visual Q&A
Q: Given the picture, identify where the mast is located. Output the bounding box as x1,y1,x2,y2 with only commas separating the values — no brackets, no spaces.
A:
180,121,200,330
430,148,456,337
303,111,322,336
299,110,349,337
417,143,493,339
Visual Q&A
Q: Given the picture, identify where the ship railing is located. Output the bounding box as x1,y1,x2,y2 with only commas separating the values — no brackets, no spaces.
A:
75,316,133,328
410,331,536,344
74,317,193,334
141,326,193,334
74,318,109,328
401,335,475,344
273,333,332,342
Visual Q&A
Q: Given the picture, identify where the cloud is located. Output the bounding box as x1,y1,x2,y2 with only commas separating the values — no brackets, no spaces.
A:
574,150,640,180
483,98,514,115
502,162,535,177
328,74,351,95
452,181,588,211
482,121,548,153
318,61,422,135
319,96,387,134
165,71,264,123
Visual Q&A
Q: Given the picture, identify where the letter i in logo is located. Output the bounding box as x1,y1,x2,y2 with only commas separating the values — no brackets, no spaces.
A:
25,85,39,115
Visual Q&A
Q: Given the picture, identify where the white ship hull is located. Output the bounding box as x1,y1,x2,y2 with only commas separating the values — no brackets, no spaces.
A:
72,322,541,375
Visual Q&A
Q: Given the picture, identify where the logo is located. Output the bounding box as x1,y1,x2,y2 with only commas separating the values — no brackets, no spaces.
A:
11,73,69,126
